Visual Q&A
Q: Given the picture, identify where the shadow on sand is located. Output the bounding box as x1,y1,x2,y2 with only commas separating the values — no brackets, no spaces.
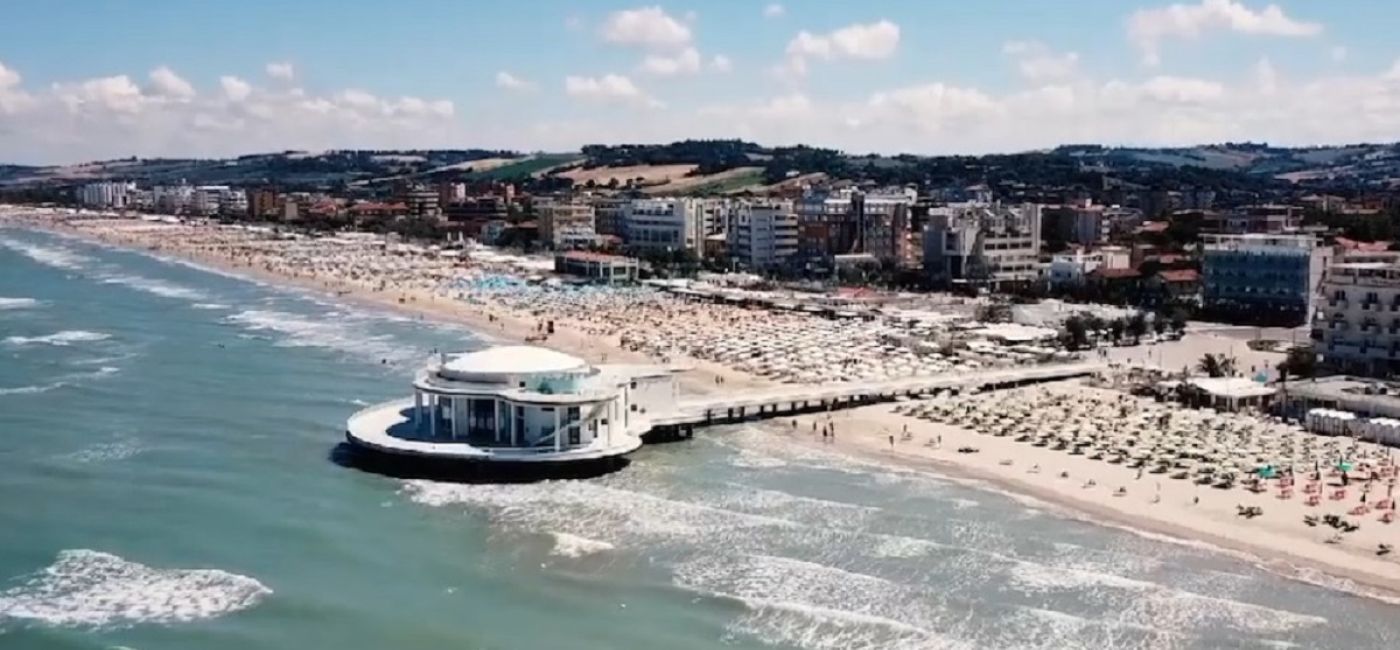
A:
328,442,632,484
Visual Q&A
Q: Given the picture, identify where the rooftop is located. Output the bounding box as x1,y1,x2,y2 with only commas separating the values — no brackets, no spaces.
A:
1156,269,1201,283
439,345,589,382
558,250,637,264
1186,377,1276,399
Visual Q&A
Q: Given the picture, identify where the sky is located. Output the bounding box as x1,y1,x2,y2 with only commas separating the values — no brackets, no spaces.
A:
0,0,1398,164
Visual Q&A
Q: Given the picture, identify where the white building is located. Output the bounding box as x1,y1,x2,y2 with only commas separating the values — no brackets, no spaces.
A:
76,181,137,209
623,198,705,255
1314,252,1400,376
154,184,195,213
922,202,1042,289
729,200,798,272
345,345,679,466
1048,247,1129,287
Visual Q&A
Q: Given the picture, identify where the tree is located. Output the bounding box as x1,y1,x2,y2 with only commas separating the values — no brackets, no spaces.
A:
1152,316,1168,336
1277,346,1318,381
1126,312,1148,343
1063,315,1089,350
1197,353,1237,378
1169,310,1189,334
1109,318,1125,344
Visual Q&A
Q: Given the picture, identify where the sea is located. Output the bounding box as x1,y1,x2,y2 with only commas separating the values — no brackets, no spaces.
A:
2,225,1400,650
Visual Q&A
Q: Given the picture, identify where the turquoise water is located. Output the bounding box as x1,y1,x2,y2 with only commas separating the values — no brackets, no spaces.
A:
3,226,1400,650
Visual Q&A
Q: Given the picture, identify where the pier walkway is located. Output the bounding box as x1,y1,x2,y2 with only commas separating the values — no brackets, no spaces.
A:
647,361,1105,438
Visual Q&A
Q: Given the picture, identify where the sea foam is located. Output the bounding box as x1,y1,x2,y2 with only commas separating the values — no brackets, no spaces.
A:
225,309,418,365
550,533,615,558
0,236,91,270
0,549,271,629
99,274,208,301
4,330,111,347
0,297,40,311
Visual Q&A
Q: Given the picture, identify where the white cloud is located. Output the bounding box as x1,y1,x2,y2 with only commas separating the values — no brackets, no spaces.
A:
866,83,1003,133
1330,46,1348,63
783,20,900,76
1002,41,1080,82
219,76,252,102
0,59,456,163
0,61,20,90
1139,75,1226,103
600,6,692,51
640,47,702,77
564,73,662,108
265,62,295,82
763,3,784,18
1254,57,1278,94
495,70,537,92
56,75,145,114
147,66,195,101
1129,0,1322,65
710,54,733,73
0,60,29,116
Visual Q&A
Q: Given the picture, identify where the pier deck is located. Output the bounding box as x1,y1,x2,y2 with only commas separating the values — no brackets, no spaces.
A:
648,362,1105,435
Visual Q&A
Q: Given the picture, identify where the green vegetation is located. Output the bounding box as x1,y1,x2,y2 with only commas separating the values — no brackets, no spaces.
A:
1197,353,1237,378
580,140,761,174
689,168,766,195
464,154,583,182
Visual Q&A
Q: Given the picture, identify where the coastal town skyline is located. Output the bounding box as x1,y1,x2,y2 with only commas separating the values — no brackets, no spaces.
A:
3,0,1400,163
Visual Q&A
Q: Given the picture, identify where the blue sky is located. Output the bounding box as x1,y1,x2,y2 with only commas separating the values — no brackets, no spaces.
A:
0,1,1397,163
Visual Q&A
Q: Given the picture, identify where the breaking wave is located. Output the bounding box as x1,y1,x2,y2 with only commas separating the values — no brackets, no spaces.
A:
0,549,271,630
0,365,120,397
99,274,208,301
550,533,615,558
225,309,420,365
0,297,40,310
0,236,91,270
4,330,111,347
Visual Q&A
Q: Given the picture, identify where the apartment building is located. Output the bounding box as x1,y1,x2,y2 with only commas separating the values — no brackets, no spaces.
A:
535,196,596,249
76,181,137,209
1198,205,1303,235
1313,252,1400,376
729,200,798,272
922,202,1043,289
796,188,917,274
590,195,630,236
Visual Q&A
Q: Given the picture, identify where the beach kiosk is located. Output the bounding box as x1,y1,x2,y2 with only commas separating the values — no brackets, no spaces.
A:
346,345,678,470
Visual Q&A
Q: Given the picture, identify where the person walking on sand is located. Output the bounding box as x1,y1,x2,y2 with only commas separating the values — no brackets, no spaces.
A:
888,433,895,449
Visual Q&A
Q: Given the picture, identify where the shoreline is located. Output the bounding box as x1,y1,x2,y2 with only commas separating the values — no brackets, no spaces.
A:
783,401,1400,602
8,213,1400,604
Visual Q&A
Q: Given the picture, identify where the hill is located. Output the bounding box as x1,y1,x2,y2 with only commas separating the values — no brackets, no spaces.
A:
4,141,1399,197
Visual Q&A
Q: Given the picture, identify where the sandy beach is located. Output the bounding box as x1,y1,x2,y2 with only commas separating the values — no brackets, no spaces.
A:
786,390,1400,601
7,208,1400,602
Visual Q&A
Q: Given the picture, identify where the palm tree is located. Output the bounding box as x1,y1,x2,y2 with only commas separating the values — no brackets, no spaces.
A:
1196,353,1237,378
